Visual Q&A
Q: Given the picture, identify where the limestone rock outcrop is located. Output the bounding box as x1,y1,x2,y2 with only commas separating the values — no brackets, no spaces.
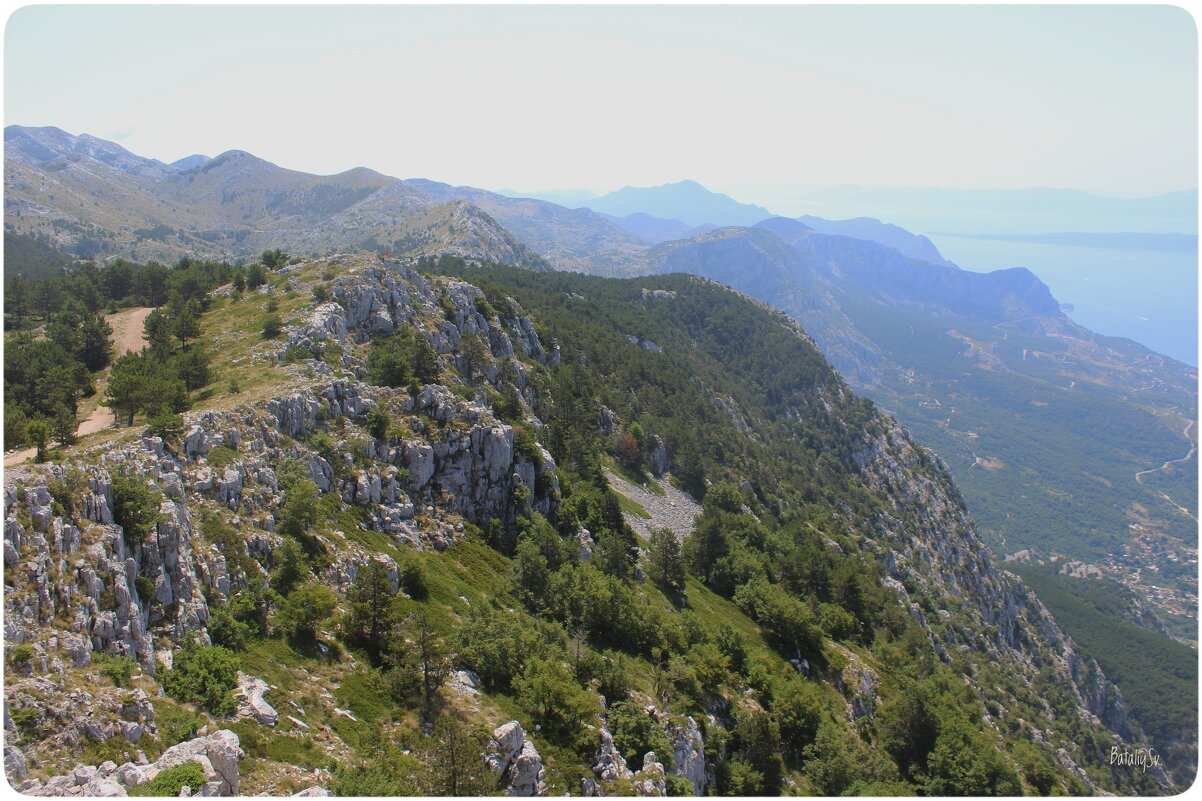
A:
234,672,278,726
487,721,547,797
19,730,244,797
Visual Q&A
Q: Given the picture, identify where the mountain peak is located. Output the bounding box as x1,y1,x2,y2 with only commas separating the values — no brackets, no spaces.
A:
5,124,167,175
170,154,211,170
578,180,773,227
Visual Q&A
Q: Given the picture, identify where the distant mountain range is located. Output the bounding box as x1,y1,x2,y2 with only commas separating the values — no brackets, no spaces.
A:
574,179,773,227
6,126,1196,598
506,180,772,227
5,124,1197,763
4,125,547,270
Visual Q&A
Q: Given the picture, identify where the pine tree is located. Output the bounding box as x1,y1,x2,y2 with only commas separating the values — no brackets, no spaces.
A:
342,559,397,665
420,717,498,796
173,304,201,350
143,309,173,357
646,527,685,595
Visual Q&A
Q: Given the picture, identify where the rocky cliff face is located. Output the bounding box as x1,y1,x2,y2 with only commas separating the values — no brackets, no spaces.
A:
846,412,1153,787
2,255,1171,795
3,257,565,787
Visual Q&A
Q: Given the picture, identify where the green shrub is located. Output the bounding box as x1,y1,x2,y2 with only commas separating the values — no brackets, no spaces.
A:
819,602,858,641
666,775,696,796
260,313,282,339
277,479,321,541
10,706,39,736
96,654,137,688
153,701,205,747
207,606,251,651
147,411,186,442
397,552,428,599
161,643,238,717
135,575,157,604
275,580,337,644
609,701,674,770
205,445,239,469
366,405,391,440
130,761,208,797
8,644,35,669
111,472,164,551
473,296,496,318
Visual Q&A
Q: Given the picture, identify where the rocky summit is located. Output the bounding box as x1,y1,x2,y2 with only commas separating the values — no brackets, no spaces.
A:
1,252,1180,796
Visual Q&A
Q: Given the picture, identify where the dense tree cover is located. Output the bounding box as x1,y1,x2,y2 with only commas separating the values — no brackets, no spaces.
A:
53,255,1139,795
366,328,441,388
5,254,239,329
3,295,114,450
105,352,191,426
1012,563,1197,783
4,253,237,448
409,258,1122,795
3,231,74,281
3,335,92,450
842,292,1197,573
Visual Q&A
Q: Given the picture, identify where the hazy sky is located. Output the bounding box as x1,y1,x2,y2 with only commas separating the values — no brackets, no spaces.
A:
5,5,1197,199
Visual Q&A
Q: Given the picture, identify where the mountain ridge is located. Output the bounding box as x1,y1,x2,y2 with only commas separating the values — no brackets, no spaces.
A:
576,179,773,228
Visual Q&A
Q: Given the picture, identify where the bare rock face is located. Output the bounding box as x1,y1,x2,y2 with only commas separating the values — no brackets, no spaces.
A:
487,721,548,797
666,716,706,795
488,721,525,770
644,435,669,477
5,744,28,782
508,740,548,797
835,658,880,723
234,672,278,726
633,751,667,796
593,726,631,782
152,729,244,796
598,406,617,436
20,730,243,797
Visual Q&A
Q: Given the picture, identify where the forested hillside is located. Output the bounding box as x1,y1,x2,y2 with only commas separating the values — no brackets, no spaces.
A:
3,254,1174,796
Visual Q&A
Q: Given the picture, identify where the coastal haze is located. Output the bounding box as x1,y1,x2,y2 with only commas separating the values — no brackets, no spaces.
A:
2,4,1197,798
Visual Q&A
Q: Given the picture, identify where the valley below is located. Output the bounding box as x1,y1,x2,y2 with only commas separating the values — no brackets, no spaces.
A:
3,125,1197,797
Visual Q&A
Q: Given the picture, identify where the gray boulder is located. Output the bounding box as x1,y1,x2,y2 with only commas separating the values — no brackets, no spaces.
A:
152,729,243,796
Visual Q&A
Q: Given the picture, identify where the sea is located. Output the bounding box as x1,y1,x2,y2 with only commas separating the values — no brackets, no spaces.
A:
928,234,1198,367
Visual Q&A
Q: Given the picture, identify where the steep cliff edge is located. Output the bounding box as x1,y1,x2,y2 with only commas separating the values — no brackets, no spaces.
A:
3,255,1175,795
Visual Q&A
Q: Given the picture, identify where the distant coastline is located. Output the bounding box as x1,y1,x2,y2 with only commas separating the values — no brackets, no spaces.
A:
934,231,1198,253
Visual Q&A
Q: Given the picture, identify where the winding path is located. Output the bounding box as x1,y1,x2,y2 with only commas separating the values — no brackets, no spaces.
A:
3,307,152,467
1134,419,1198,522
1135,419,1197,484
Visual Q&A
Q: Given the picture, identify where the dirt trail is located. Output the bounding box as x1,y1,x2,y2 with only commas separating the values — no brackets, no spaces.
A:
4,307,152,468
